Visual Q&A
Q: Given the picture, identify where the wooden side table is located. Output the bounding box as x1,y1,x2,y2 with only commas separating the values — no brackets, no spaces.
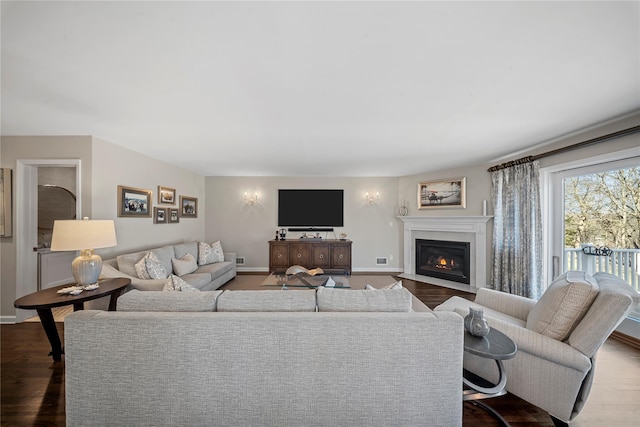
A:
14,278,130,361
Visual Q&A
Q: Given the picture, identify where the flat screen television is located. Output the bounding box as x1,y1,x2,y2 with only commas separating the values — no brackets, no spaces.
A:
278,189,344,229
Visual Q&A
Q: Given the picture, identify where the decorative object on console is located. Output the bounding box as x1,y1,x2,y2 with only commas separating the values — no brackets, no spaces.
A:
157,186,176,204
339,232,347,240
244,192,259,206
153,207,167,224
118,185,152,217
180,195,198,218
279,228,287,240
50,217,117,286
464,307,490,337
418,177,466,209
365,191,379,205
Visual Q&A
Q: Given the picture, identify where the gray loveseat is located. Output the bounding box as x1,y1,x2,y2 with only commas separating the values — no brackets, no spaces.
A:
65,288,464,427
99,240,237,291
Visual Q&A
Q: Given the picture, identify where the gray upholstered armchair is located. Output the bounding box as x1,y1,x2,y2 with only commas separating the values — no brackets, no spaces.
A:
435,271,639,426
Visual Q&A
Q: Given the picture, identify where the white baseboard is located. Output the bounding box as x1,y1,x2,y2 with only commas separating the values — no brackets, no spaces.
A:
0,316,17,324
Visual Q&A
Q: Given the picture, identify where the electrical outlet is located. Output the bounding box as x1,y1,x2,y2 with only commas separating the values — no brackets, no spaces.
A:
389,254,393,261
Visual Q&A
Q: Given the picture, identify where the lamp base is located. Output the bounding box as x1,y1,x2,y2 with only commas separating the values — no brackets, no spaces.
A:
71,249,103,286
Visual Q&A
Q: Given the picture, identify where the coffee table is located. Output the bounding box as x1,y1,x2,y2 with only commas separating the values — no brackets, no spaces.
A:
14,278,130,361
463,327,517,427
261,273,351,289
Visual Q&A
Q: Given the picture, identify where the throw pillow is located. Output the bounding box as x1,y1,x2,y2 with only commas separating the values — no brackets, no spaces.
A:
163,275,200,292
145,251,169,280
171,253,198,276
198,240,225,265
526,271,599,341
365,281,403,290
134,253,152,280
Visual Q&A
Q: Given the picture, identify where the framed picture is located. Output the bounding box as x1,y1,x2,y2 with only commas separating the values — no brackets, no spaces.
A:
180,196,198,218
418,177,466,209
157,186,176,205
118,185,152,217
154,207,167,224
168,208,180,223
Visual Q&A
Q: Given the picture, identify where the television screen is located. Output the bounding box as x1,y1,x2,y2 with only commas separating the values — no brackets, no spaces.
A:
278,189,344,227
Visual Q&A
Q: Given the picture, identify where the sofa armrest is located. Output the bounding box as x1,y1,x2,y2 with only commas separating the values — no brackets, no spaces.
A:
224,252,236,264
475,288,536,322
454,308,591,372
100,263,167,291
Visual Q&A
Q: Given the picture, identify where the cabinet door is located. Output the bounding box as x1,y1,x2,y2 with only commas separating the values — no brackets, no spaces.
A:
331,244,351,268
311,244,331,268
270,243,290,268
289,244,310,267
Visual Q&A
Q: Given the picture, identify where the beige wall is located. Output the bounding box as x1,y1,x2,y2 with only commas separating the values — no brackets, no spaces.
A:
0,136,205,320
0,136,93,318
204,176,402,272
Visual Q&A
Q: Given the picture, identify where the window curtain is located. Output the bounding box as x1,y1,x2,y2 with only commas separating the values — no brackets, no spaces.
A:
491,161,543,299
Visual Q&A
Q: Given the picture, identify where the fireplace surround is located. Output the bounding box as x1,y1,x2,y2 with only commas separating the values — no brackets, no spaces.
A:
398,216,492,291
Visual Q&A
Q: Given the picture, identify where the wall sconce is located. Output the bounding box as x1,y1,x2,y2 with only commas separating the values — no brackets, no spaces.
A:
365,192,379,206
244,192,259,206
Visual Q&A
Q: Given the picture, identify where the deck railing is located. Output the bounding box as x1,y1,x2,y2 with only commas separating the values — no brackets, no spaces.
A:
564,247,640,292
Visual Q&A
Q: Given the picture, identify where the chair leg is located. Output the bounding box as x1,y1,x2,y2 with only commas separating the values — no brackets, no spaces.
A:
550,415,569,427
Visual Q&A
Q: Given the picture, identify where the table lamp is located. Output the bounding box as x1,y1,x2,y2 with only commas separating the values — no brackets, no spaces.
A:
50,217,117,287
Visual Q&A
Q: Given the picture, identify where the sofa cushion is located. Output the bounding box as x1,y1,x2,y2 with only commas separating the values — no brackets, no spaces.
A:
134,254,152,280
173,241,199,261
526,271,599,341
146,251,170,279
163,275,200,292
198,241,225,265
317,286,412,312
172,253,198,276
217,290,317,312
194,260,234,278
117,245,175,278
177,272,214,290
117,290,222,312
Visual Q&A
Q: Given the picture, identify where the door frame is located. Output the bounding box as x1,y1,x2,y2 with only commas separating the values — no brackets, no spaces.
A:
15,159,81,322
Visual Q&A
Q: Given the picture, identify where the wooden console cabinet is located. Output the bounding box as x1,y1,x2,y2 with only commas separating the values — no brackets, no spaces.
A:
269,239,352,275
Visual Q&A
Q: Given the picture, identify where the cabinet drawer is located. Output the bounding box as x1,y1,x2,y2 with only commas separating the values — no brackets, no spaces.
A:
289,244,310,267
270,244,290,267
311,244,331,268
331,245,351,267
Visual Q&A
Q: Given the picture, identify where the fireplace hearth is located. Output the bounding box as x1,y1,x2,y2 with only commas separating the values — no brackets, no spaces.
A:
415,239,470,285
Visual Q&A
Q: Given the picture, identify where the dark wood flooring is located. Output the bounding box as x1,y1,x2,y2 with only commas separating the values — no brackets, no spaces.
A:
1,277,637,426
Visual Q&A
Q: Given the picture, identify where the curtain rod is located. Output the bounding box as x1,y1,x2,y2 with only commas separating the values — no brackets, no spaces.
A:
487,125,640,172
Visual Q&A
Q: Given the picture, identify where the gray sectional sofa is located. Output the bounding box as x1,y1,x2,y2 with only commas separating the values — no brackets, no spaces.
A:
65,288,464,427
99,240,237,291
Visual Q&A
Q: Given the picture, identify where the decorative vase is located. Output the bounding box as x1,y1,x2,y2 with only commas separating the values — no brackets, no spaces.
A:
464,308,490,337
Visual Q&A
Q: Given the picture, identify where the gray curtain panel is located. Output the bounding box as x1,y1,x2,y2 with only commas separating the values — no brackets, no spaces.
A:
491,161,543,299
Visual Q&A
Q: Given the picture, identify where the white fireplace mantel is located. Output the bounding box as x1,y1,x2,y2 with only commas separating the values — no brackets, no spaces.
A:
397,216,493,291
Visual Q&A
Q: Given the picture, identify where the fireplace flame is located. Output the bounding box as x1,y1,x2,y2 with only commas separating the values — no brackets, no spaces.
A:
435,257,454,270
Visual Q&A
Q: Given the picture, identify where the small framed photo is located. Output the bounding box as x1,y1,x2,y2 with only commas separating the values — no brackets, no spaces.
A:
118,185,152,217
157,186,176,204
418,177,466,209
154,207,167,224
168,208,180,223
180,196,198,218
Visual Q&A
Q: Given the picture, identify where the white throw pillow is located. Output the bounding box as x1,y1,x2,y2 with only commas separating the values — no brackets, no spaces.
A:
198,241,225,265
365,281,403,290
526,271,599,341
145,251,169,280
171,253,198,276
134,253,152,280
163,275,200,292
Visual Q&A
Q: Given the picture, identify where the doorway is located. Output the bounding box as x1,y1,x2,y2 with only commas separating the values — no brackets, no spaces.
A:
15,159,81,322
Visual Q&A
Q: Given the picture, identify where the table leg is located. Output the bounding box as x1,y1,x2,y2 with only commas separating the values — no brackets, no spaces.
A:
108,289,125,311
35,308,63,362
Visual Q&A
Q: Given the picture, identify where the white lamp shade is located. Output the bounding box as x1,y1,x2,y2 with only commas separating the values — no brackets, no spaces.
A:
50,219,117,251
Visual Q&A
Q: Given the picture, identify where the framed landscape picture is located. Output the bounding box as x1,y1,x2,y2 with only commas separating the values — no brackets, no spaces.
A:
157,186,176,204
168,208,180,223
153,207,167,224
418,177,466,209
180,196,198,218
118,185,152,217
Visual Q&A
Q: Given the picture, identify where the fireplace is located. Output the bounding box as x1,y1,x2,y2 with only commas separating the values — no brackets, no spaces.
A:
415,239,471,285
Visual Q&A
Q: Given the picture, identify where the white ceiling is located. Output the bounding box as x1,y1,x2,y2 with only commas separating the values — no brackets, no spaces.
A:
2,1,638,177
